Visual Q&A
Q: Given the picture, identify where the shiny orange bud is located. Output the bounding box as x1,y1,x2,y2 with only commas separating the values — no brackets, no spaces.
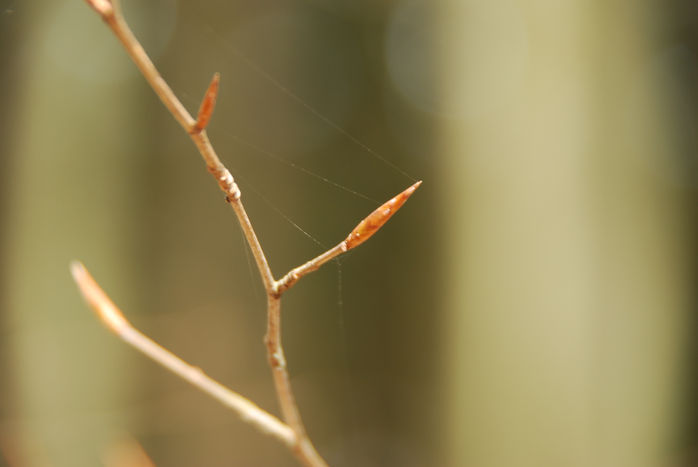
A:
345,180,421,250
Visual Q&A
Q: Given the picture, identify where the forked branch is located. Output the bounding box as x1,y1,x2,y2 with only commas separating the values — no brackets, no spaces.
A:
76,1,421,466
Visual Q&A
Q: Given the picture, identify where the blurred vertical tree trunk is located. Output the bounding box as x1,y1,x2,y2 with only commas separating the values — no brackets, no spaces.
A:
0,4,21,464
439,1,689,466
3,1,149,465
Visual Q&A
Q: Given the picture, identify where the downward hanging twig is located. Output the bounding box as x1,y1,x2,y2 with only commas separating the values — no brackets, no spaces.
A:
75,1,421,466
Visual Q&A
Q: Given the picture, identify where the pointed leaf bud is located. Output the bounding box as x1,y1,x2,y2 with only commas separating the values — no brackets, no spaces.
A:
193,72,220,133
345,180,422,250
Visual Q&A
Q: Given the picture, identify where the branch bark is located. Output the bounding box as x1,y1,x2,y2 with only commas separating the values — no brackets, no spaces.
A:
76,1,421,465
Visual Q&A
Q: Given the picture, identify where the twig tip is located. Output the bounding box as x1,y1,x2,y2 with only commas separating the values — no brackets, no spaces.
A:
70,261,129,332
70,260,86,280
404,180,422,198
84,0,113,17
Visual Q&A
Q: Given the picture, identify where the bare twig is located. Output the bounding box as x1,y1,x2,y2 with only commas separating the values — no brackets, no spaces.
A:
277,180,422,294
76,1,421,466
87,0,274,290
71,261,295,447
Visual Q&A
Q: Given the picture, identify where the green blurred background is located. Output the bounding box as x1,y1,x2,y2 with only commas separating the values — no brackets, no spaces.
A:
1,0,697,466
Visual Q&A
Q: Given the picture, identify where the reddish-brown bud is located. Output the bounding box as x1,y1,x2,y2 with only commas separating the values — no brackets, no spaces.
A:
193,72,220,133
345,180,422,250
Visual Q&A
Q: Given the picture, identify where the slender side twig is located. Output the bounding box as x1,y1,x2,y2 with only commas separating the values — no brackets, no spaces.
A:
71,262,295,447
276,180,422,294
77,1,421,466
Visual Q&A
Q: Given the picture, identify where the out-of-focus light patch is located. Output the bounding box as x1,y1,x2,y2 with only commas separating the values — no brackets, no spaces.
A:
222,5,364,160
385,0,440,115
448,1,529,121
386,0,529,120
40,0,177,84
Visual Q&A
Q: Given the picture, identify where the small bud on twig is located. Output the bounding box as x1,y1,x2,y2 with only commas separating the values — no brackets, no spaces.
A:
193,72,220,133
77,0,421,461
345,180,422,250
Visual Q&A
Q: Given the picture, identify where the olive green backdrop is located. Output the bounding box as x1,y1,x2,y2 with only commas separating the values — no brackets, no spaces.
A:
1,1,697,466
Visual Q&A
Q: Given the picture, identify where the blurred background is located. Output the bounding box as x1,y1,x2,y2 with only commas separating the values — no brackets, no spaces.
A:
1,0,697,466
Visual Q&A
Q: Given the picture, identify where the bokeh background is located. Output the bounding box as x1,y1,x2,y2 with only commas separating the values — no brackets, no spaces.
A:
1,0,698,466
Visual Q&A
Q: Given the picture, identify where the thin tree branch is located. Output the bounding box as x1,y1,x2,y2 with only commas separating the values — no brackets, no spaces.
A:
71,261,296,447
264,297,327,467
86,0,275,291
79,2,421,466
229,198,276,293
277,243,347,295
276,181,422,294
81,0,317,463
